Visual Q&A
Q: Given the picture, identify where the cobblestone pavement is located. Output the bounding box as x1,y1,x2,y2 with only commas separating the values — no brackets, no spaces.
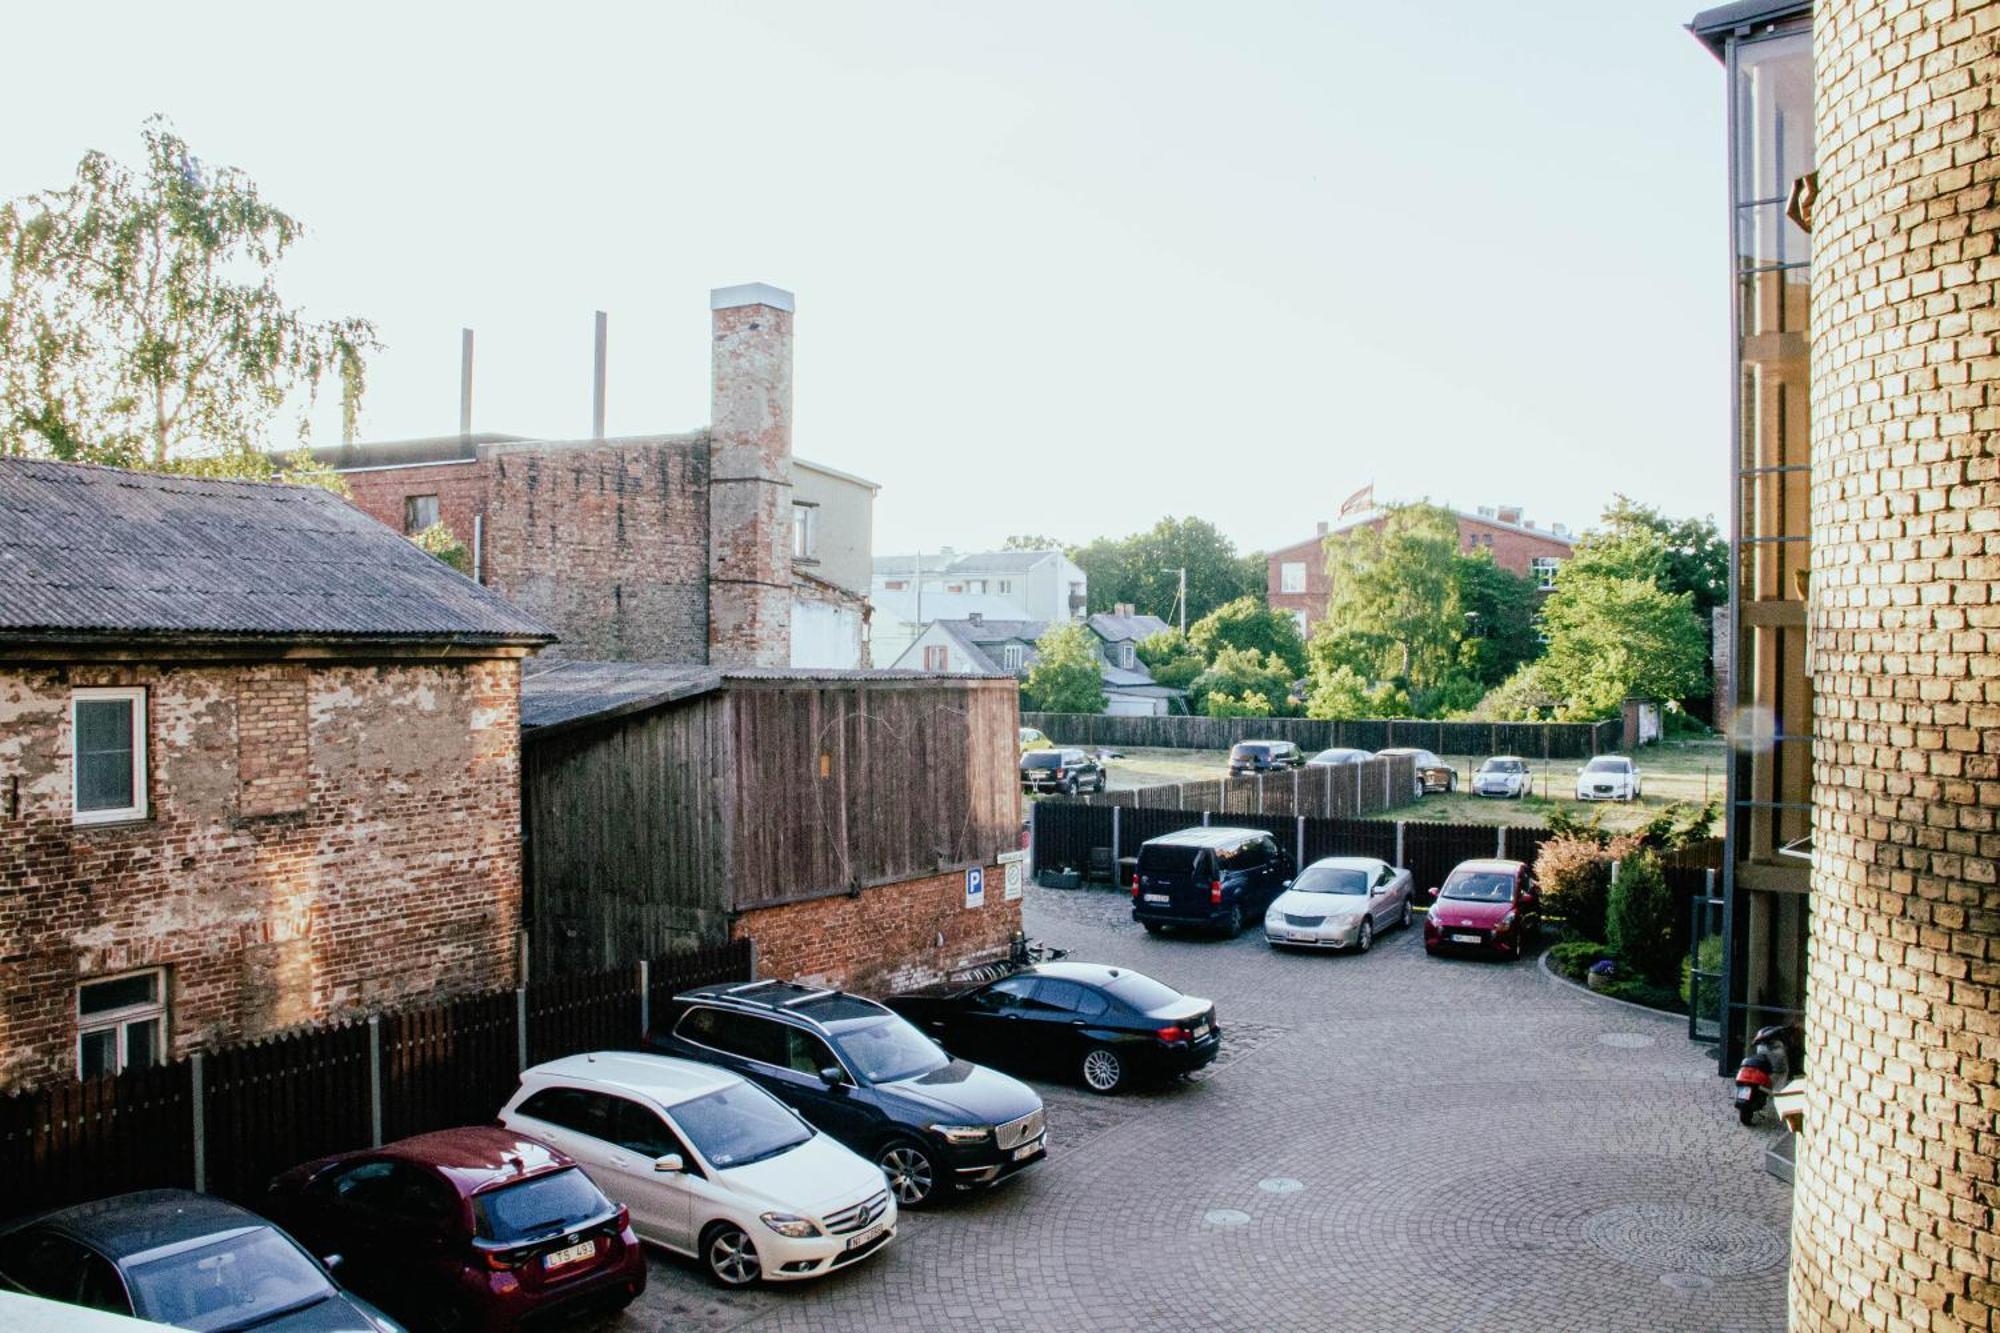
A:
598,884,1791,1332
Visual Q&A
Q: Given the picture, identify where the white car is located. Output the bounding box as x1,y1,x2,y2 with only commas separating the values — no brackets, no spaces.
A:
1472,755,1531,799
1575,755,1642,802
1263,856,1414,953
499,1052,895,1288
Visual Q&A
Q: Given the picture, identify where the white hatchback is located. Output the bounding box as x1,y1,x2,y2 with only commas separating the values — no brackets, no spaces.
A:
1263,856,1414,953
499,1052,895,1287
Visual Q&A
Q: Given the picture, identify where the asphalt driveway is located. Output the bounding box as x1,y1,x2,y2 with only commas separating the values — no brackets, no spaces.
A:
600,884,1791,1332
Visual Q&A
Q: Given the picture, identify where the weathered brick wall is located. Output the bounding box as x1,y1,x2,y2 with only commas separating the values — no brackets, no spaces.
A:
340,461,486,555
0,658,525,1090
482,437,712,661
708,294,794,668
1797,3,2000,1328
733,865,1022,997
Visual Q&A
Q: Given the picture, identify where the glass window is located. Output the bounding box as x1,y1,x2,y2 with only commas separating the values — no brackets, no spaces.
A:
976,977,1038,1011
403,494,440,534
126,1227,333,1331
77,970,164,1080
791,503,818,560
829,1016,949,1083
473,1168,610,1243
1280,561,1306,594
608,1097,686,1158
1531,557,1561,590
1031,979,1085,1013
72,688,146,823
515,1086,603,1136
669,1083,812,1169
1101,970,1184,1015
1290,609,1308,636
1292,865,1369,895
922,645,949,671
781,1027,839,1077
1002,644,1026,671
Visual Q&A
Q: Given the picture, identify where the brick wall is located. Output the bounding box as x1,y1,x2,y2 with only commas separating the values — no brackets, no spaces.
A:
341,461,486,556
0,657,525,1090
1267,514,1571,632
1796,3,2000,1328
732,865,1022,997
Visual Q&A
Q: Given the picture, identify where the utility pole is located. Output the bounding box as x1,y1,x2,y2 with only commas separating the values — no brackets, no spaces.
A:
1161,567,1187,635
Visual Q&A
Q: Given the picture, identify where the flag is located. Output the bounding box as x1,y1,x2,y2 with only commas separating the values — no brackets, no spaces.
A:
1337,483,1374,518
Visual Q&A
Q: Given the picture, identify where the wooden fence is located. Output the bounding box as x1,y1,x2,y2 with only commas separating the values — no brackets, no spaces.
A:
1021,713,1622,759
0,940,752,1222
1079,754,1417,820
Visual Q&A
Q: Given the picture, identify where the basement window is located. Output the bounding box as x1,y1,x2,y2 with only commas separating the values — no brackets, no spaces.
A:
71,687,147,825
77,970,165,1079
404,494,440,534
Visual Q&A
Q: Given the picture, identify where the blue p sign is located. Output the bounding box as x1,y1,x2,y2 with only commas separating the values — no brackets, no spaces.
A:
965,866,985,908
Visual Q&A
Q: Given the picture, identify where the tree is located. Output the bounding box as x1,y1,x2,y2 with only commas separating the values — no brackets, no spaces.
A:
1070,517,1264,623
1020,621,1106,714
1453,551,1542,688
1,118,376,471
1607,849,1679,985
411,521,471,574
1318,503,1465,694
1589,495,1728,623
1303,664,1409,720
1463,660,1559,721
1537,575,1710,719
1002,534,1069,552
1188,596,1308,676
1205,690,1274,719
1189,646,1298,717
1135,628,1206,691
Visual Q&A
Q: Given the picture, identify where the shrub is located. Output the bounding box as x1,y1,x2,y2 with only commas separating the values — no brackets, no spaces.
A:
1607,849,1678,985
1681,934,1724,1021
1205,690,1273,719
410,520,470,573
1547,940,1611,982
1533,835,1615,941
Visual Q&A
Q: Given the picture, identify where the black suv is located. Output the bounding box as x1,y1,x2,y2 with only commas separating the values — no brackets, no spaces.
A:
1227,740,1303,775
1020,748,1105,795
1131,826,1294,936
647,981,1047,1208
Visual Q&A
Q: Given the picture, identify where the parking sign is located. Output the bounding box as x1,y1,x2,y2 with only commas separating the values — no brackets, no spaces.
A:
965,866,985,909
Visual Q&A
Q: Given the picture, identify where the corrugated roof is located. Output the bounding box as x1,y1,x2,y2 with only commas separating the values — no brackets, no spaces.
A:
521,658,1011,733
0,458,556,645
1087,612,1172,643
873,549,1062,577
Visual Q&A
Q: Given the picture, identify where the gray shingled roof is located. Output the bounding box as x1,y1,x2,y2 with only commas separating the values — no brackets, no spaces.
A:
1087,612,1172,643
0,458,556,645
873,549,1060,577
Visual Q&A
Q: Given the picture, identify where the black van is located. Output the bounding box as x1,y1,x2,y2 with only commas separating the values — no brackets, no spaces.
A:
1131,827,1294,936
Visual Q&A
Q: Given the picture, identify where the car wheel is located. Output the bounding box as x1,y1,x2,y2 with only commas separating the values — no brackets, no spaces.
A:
1065,777,1079,796
878,1139,939,1209
422,1296,470,1333
1081,1045,1126,1094
1223,905,1244,937
1355,918,1374,954
1143,921,1165,935
701,1223,762,1287
1400,900,1413,930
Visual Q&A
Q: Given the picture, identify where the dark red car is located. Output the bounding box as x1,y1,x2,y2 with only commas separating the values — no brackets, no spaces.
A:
267,1127,644,1331
1423,858,1537,959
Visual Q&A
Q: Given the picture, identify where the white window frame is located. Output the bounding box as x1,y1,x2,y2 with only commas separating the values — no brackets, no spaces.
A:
791,502,819,561
966,579,987,595
922,644,950,671
1532,556,1561,590
71,686,148,825
998,580,1012,594
1289,609,1309,636
1002,644,1026,671
76,968,166,1079
1280,561,1307,594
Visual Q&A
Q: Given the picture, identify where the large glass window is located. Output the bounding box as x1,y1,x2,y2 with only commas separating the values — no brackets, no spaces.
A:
78,970,165,1080
72,688,147,824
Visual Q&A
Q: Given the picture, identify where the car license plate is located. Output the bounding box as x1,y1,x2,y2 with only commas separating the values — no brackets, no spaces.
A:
1144,894,1170,904
1450,932,1481,944
1012,1134,1045,1161
845,1221,885,1251
1289,930,1317,942
543,1239,595,1270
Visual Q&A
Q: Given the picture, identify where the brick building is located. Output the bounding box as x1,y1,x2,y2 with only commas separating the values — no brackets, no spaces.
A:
317,284,876,670
1267,503,1575,635
0,459,553,1091
1693,2,2000,1328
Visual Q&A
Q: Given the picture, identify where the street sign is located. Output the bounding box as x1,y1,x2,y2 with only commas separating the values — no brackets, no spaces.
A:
965,866,985,909
1004,860,1024,901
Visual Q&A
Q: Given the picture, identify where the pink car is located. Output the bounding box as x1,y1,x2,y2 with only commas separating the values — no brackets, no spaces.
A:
1424,859,1537,959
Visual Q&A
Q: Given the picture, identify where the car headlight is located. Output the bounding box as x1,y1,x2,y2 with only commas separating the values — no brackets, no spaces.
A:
1495,911,1517,932
760,1212,823,1238
1333,914,1360,930
929,1123,992,1145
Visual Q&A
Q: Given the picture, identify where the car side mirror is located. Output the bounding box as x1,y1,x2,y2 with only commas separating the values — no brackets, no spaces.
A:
321,1254,345,1272
653,1153,685,1173
818,1065,847,1088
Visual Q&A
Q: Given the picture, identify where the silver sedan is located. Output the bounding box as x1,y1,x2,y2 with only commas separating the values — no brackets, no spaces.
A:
1262,857,1414,953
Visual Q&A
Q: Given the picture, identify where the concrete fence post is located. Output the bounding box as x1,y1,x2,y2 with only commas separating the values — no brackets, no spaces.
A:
1610,860,1622,886
367,1016,383,1148
516,988,529,1072
638,960,652,1042
1202,810,1211,827
1295,816,1305,872
190,1052,207,1194
1496,826,1508,859
1257,775,1264,814
1395,821,1406,870
1110,806,1122,886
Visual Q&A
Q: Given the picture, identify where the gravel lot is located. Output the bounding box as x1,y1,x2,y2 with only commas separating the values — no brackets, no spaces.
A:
599,881,1789,1332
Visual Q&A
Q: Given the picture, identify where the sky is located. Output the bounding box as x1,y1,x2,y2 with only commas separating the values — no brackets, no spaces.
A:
1,1,1729,557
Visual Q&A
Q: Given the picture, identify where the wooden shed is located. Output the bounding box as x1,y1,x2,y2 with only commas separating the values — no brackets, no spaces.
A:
520,661,1023,989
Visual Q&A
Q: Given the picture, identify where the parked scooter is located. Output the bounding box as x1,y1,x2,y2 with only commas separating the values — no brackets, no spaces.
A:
1733,1023,1802,1126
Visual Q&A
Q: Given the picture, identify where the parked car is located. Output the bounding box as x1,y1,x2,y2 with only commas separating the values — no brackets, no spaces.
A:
1424,859,1538,959
1130,826,1294,936
499,1051,896,1287
1376,747,1455,795
646,981,1046,1210
1227,740,1304,775
266,1127,644,1330
1575,755,1642,801
1263,856,1414,953
1020,747,1105,795
0,1190,400,1331
885,962,1219,1094
1306,747,1371,767
1018,726,1050,752
1472,755,1531,799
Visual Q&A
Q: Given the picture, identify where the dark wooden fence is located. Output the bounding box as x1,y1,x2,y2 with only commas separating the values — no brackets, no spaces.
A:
1022,713,1622,759
1080,754,1416,820
0,941,752,1222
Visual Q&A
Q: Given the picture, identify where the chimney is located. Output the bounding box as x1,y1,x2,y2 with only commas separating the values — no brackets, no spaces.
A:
1115,602,1135,617
968,612,983,626
1316,520,1328,537
1496,504,1524,526
707,282,796,667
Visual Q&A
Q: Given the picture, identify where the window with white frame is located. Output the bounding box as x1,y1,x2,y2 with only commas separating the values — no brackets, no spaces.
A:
1532,556,1561,590
1290,609,1309,636
77,970,165,1079
922,644,949,671
791,502,819,561
1119,643,1135,669
72,687,147,824
1280,561,1306,594
998,580,1011,594
1002,644,1026,672
966,579,987,595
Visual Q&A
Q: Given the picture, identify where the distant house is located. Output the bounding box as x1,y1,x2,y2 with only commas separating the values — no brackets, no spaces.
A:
891,606,1182,716
0,458,554,1091
870,548,1087,666
1268,503,1576,636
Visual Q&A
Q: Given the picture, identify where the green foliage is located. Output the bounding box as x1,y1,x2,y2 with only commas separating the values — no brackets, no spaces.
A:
1021,621,1106,714
1682,933,1725,1010
1205,690,1274,718
1547,940,1612,982
1537,575,1710,719
1190,646,1299,717
1002,534,1068,553
1070,516,1265,624
1630,798,1720,852
1453,551,1543,688
1303,663,1409,720
1606,849,1678,985
1188,596,1308,676
1532,834,1619,941
1462,661,1559,721
1318,504,1465,696
411,520,471,574
1,118,377,466
1589,495,1728,624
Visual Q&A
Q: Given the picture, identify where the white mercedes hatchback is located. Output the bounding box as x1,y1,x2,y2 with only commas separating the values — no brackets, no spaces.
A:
499,1052,894,1287
1263,856,1414,953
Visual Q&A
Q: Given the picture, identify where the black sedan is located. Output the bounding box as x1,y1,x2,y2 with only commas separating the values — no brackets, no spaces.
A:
886,963,1219,1094
0,1189,400,1330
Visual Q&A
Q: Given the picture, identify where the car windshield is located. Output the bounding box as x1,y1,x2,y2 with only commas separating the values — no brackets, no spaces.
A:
1480,759,1524,773
1584,758,1628,773
1229,744,1269,760
125,1227,334,1331
831,1016,950,1084
1440,872,1516,902
671,1082,813,1169
1021,752,1063,769
473,1167,608,1242
1292,865,1370,895
1102,970,1183,1014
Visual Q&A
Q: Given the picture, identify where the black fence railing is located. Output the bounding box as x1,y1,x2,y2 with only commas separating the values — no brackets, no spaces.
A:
1022,713,1622,759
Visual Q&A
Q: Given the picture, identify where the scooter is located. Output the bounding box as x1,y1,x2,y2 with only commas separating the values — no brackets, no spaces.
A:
1733,1023,1801,1126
